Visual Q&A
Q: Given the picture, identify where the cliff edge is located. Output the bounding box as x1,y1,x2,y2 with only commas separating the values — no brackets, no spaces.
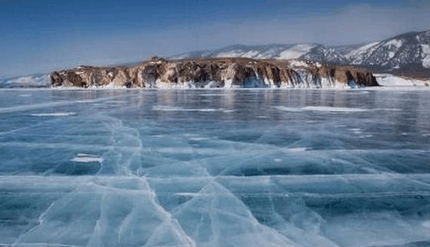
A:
50,57,379,89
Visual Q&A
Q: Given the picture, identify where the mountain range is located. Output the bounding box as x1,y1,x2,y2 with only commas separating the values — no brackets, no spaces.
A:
1,30,430,88
172,30,430,78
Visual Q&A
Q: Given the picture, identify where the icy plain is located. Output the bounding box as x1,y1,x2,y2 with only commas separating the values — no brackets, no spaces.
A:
1,89,430,247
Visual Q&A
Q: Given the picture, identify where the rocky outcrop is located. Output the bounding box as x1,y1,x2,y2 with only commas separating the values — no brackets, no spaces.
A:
50,57,379,89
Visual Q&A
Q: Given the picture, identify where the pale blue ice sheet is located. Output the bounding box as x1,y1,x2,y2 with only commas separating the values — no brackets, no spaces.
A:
1,89,430,247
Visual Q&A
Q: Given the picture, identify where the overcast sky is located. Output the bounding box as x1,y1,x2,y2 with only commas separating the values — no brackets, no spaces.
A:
1,0,430,78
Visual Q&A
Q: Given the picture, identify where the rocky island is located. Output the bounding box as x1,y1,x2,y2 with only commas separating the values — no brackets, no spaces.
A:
50,57,379,89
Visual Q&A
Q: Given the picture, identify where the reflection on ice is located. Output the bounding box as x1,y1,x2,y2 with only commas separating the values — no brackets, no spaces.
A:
1,89,430,246
275,106,367,112
152,105,234,113
30,112,77,117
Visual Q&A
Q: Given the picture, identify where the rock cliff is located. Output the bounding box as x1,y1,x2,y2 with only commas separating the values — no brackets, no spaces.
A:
50,57,379,89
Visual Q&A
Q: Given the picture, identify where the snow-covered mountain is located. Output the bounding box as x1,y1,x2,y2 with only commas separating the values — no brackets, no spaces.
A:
172,44,320,60
173,30,430,76
0,73,50,88
318,30,430,72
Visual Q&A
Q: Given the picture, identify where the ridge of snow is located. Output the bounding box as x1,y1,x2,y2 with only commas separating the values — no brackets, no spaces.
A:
216,51,244,58
346,42,380,60
277,44,316,60
384,39,403,49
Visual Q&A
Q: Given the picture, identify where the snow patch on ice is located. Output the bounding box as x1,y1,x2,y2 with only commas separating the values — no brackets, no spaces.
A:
71,154,103,163
349,128,362,134
30,112,76,117
284,147,309,152
304,106,366,112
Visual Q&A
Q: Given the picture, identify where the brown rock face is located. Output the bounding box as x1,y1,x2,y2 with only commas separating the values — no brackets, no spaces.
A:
50,58,379,88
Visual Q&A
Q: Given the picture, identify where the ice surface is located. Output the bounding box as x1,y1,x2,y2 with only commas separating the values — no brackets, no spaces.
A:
1,89,430,246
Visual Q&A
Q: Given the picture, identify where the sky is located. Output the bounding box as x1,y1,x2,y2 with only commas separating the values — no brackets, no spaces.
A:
1,0,430,78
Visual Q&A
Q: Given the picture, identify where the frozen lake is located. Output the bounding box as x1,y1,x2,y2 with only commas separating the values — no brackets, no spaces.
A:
1,89,430,247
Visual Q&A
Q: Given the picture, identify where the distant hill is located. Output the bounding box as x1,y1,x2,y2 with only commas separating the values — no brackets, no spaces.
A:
172,30,430,78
